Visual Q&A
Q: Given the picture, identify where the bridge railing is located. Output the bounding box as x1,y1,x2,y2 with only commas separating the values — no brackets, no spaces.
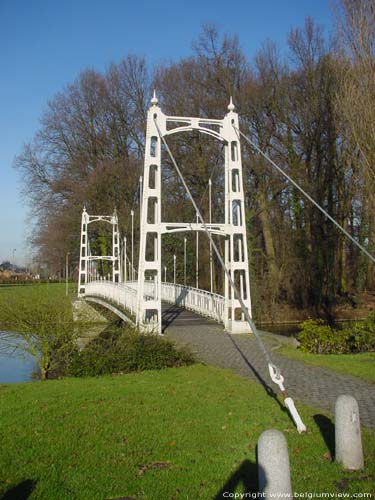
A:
84,280,225,325
140,280,225,324
160,282,225,324
85,281,137,316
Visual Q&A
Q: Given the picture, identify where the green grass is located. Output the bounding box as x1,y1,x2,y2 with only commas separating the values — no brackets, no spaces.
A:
0,282,77,321
0,281,76,298
0,365,374,500
278,345,375,383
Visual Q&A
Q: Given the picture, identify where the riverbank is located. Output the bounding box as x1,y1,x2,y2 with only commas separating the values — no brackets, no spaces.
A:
1,283,375,384
0,283,80,381
1,365,374,499
255,292,375,324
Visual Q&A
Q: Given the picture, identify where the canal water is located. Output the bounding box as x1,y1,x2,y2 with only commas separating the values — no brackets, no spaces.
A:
0,333,38,383
256,323,300,337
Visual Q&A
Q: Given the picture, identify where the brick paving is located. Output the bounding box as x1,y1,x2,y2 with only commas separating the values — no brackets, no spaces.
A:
162,303,375,428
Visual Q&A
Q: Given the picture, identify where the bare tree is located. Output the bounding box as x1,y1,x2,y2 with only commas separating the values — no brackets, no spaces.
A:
335,0,375,289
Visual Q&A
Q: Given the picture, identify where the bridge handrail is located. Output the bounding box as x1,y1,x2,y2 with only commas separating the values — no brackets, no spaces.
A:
164,282,225,323
84,280,225,324
141,280,225,324
85,281,137,316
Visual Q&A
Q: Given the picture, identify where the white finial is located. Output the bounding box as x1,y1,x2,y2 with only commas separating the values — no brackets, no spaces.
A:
151,90,158,106
83,205,86,212
228,96,235,112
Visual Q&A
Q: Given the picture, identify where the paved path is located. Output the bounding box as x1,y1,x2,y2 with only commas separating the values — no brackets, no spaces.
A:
162,303,375,427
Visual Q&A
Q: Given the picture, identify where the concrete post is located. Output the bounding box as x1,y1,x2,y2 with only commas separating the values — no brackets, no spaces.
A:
335,395,364,470
258,429,292,499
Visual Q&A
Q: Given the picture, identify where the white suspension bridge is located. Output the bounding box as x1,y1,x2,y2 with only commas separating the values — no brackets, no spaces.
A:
76,93,375,433
78,95,252,336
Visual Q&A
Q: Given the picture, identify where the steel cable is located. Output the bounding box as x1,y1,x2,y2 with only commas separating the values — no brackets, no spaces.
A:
150,116,307,432
234,126,375,264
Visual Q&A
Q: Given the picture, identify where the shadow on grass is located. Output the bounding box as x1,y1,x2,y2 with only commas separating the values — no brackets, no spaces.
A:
226,333,287,415
0,480,37,500
215,459,261,499
314,414,335,459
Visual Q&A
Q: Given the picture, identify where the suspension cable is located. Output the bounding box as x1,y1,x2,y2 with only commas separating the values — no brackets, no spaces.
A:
194,144,224,217
234,126,375,264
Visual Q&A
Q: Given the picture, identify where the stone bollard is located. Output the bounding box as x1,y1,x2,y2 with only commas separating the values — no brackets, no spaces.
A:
258,429,292,499
335,395,364,470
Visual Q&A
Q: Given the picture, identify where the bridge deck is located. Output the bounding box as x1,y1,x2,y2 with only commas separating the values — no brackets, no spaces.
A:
163,302,375,428
162,301,216,332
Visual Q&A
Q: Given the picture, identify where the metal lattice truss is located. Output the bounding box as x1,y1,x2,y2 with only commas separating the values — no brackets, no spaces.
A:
78,208,121,295
136,95,252,334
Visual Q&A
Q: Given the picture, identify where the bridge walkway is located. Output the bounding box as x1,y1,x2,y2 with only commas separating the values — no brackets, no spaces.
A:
162,302,375,428
161,301,214,332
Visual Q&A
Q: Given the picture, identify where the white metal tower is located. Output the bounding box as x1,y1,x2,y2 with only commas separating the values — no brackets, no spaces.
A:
78,207,121,296
136,94,252,334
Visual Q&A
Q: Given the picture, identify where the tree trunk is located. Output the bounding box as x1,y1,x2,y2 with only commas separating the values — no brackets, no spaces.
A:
257,186,279,304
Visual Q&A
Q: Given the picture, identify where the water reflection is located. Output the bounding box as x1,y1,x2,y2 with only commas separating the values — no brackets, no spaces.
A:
0,332,38,383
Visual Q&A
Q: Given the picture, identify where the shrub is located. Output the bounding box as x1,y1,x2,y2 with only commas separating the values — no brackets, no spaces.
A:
0,286,79,379
298,319,350,354
344,311,375,352
299,313,375,354
67,326,195,377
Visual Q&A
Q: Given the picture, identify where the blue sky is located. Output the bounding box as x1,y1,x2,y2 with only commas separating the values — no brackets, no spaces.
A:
0,0,333,265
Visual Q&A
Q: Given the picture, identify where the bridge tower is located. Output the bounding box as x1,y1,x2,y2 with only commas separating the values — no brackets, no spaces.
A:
136,93,163,333
222,98,252,333
136,94,252,334
78,207,89,295
78,208,121,296
112,209,121,284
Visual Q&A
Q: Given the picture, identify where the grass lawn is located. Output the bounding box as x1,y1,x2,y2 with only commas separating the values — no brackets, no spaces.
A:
0,282,76,299
0,365,374,500
277,345,375,383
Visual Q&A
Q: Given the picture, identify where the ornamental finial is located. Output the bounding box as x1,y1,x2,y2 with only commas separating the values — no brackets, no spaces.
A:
151,90,158,106
83,205,86,212
228,96,235,112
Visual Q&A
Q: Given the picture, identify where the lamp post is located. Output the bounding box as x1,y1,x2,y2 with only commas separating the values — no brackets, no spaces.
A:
184,237,187,286
196,212,199,289
173,254,176,285
12,248,16,267
65,252,70,297
131,209,134,281
124,236,127,282
209,178,213,293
